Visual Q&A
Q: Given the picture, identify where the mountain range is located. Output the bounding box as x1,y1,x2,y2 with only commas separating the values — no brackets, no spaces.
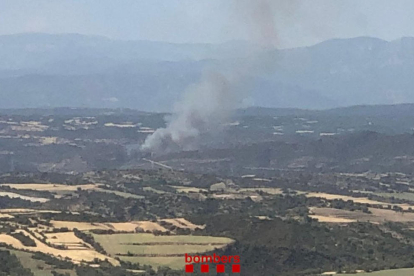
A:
1,33,414,111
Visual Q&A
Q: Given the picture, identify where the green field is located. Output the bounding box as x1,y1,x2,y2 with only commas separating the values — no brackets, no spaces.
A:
121,256,184,270
374,192,414,202
10,250,76,276
92,233,233,270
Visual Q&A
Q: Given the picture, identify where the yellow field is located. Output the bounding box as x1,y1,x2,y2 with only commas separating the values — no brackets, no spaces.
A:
170,186,208,193
0,229,119,265
0,213,14,218
93,233,233,269
93,233,233,244
126,269,146,274
310,207,414,224
239,188,283,195
305,192,414,210
159,218,205,230
51,220,168,233
1,183,144,199
143,187,165,194
45,232,91,250
0,192,49,202
0,209,61,215
0,183,99,191
309,215,356,223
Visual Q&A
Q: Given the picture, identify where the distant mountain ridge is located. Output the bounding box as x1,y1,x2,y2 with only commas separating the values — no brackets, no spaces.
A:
240,103,414,117
1,33,414,111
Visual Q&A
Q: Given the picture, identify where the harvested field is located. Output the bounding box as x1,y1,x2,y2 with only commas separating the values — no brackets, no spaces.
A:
51,220,168,233
212,194,247,200
0,183,98,191
0,213,14,218
310,207,414,224
0,183,144,199
305,192,414,210
239,188,283,195
93,233,233,269
0,192,49,202
159,218,205,230
0,209,61,215
0,229,119,265
170,186,207,193
373,192,414,202
127,269,146,274
44,232,90,250
310,215,356,223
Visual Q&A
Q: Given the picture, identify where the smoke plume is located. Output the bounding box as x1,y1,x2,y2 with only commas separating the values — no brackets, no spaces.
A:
141,0,292,154
141,71,241,153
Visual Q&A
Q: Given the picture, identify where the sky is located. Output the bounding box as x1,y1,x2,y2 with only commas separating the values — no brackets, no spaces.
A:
1,0,414,48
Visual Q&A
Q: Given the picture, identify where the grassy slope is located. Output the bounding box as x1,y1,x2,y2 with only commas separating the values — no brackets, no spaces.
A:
10,250,76,276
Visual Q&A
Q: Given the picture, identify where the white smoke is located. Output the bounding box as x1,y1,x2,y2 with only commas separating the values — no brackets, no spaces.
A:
141,71,240,153
141,0,297,154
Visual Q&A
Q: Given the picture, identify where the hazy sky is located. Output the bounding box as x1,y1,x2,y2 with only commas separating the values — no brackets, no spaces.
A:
1,0,414,48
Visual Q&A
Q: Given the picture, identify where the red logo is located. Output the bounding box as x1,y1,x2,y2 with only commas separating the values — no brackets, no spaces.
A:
185,253,241,273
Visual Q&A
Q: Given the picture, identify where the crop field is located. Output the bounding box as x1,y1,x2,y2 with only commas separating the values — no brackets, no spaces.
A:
160,218,205,230
121,256,184,270
305,192,414,210
143,187,166,194
239,188,283,195
310,207,414,224
1,183,144,199
93,233,233,269
0,213,14,218
0,209,61,215
51,220,169,232
170,186,208,193
10,250,76,276
45,232,90,250
0,191,49,202
309,215,356,223
373,192,414,202
0,214,210,271
0,183,99,191
0,229,119,265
